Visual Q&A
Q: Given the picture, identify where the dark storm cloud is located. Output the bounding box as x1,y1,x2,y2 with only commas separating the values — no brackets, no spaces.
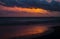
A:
0,0,60,11
0,0,40,7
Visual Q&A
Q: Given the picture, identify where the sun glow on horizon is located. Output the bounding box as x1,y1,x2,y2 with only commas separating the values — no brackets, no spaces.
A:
17,7,48,14
12,7,48,14
0,5,49,14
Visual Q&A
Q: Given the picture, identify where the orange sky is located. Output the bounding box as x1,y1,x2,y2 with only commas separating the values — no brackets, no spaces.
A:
0,5,49,14
15,7,48,14
0,5,60,17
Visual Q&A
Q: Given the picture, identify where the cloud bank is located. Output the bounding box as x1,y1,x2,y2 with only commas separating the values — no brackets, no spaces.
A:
0,0,60,11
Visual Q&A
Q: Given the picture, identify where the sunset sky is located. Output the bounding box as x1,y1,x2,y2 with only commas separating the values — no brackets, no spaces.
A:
0,0,60,17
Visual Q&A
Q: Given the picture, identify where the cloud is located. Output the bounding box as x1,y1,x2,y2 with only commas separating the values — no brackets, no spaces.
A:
0,0,60,17
0,0,60,11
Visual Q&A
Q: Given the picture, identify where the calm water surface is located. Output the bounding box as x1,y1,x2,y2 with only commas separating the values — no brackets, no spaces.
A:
0,24,59,39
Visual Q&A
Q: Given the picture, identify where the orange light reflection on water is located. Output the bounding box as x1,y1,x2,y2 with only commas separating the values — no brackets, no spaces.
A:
0,25,49,39
17,26,48,36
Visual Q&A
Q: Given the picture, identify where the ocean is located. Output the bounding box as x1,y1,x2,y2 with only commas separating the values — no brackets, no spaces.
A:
0,17,60,39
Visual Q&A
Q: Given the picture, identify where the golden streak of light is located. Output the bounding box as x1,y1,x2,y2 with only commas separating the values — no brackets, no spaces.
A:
12,7,48,13
0,6,49,14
